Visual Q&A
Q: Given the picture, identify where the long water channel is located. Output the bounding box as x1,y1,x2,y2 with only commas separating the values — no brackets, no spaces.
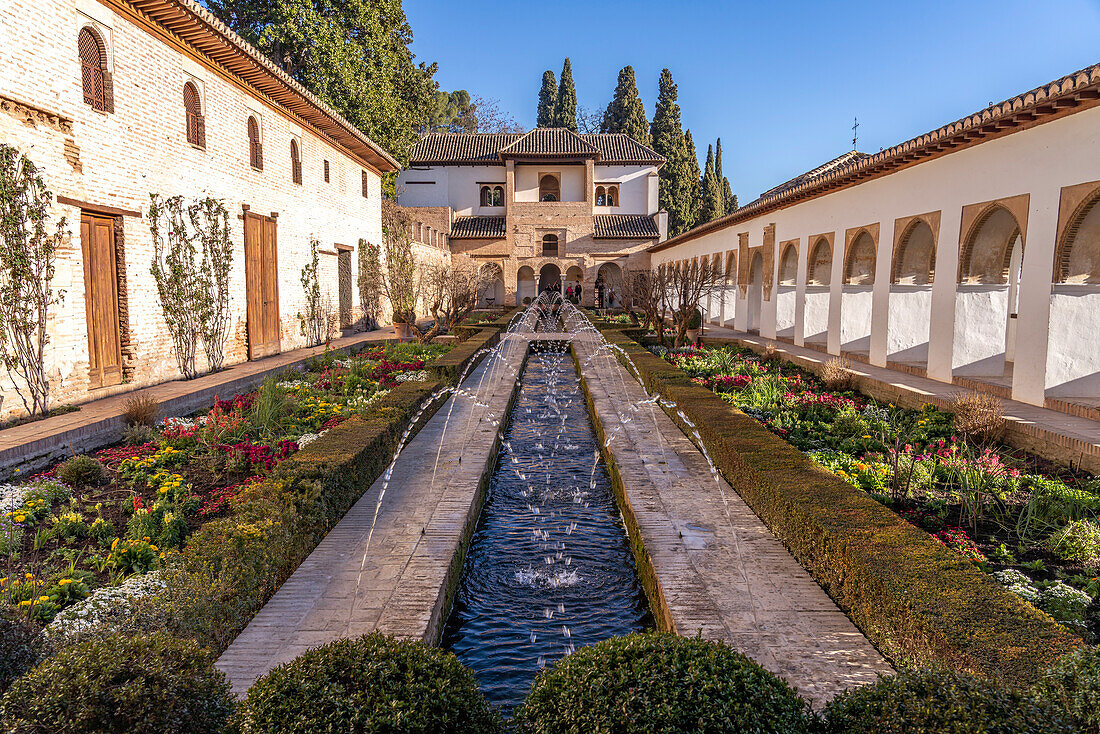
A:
441,337,652,713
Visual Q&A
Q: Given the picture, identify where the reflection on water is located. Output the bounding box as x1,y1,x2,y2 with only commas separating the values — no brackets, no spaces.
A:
441,348,651,714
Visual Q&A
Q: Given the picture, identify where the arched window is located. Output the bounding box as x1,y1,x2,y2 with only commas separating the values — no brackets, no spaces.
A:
606,186,618,207
480,185,492,206
1056,189,1100,284
492,186,504,206
808,238,832,286
844,231,876,285
779,244,798,285
78,27,112,113
290,139,302,185
539,175,559,202
183,82,205,148
961,206,1021,284
542,233,559,257
595,186,606,206
247,116,263,171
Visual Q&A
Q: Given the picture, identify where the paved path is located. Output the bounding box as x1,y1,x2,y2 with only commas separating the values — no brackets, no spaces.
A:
0,330,403,479
215,329,529,696
700,325,1100,474
574,332,894,705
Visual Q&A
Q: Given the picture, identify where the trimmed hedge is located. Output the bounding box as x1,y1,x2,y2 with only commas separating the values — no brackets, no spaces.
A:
513,632,812,733
0,612,38,695
238,633,501,733
1,632,233,733
597,324,1080,686
155,327,502,653
823,668,1074,734
1034,647,1100,733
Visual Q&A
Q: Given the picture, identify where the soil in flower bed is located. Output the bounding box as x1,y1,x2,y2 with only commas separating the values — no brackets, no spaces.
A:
0,341,451,628
651,342,1100,641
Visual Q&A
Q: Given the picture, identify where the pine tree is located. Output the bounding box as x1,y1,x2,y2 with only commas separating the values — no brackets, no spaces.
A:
601,65,650,146
536,70,557,128
553,59,578,132
650,69,692,234
682,130,702,232
700,143,721,223
716,138,735,213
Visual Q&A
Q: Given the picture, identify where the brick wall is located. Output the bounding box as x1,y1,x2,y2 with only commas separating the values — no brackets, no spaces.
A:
0,0,385,420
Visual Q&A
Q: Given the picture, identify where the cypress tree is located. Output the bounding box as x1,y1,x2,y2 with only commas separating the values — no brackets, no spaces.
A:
553,59,578,132
651,69,691,233
716,138,735,213
723,178,737,212
682,130,702,232
536,70,557,128
700,143,721,223
600,65,650,146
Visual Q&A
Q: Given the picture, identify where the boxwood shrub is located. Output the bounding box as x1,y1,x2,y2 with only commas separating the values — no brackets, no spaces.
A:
0,632,233,733
237,633,501,733
1034,647,1100,733
0,612,39,695
512,632,812,734
598,326,1079,685
823,668,1074,734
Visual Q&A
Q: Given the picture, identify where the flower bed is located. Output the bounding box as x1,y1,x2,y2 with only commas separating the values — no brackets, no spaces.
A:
648,341,1100,641
0,342,449,632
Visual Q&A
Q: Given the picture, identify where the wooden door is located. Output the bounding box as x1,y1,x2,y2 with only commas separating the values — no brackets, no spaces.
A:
80,214,123,389
338,248,352,329
243,211,281,359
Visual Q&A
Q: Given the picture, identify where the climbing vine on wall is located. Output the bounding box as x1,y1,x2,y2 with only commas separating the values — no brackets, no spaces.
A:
148,194,234,379
357,238,383,330
298,237,327,346
0,145,66,417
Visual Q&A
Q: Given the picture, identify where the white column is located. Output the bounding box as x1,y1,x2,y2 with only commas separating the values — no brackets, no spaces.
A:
826,239,843,354
794,240,807,346
869,219,895,366
926,210,962,383
1012,188,1059,406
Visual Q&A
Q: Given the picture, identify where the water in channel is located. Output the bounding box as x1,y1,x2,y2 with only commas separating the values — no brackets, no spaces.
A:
441,339,652,714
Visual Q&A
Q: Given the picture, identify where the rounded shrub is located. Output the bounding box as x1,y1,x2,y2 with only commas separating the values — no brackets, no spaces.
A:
823,668,1074,734
0,612,39,695
56,455,108,487
0,632,233,733
238,632,501,733
513,632,811,734
1034,647,1100,733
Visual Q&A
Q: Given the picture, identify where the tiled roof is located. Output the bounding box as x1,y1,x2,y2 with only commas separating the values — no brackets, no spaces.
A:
651,60,1100,253
500,128,599,158
582,134,664,164
594,214,660,239
450,216,506,239
407,130,663,166
754,150,868,201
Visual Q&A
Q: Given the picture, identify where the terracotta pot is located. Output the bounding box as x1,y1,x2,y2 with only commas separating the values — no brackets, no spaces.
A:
686,328,700,343
393,321,414,339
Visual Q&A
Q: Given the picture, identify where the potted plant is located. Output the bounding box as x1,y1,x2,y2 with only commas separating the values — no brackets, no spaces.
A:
686,308,703,344
392,311,415,340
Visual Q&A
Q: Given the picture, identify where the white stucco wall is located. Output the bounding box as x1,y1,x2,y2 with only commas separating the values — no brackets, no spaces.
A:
594,164,654,214
886,287,933,364
514,164,585,203
840,288,873,351
1047,286,1100,396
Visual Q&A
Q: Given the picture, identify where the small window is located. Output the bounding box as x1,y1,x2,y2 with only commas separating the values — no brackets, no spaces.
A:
324,159,330,183
480,185,492,206
361,170,369,198
542,233,559,257
539,175,559,202
596,186,606,206
607,186,618,207
247,116,263,170
290,139,302,185
493,186,503,206
183,82,205,148
78,27,112,113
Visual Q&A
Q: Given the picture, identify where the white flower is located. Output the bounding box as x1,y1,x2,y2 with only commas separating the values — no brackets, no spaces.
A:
994,569,1039,603
43,572,166,646
394,370,428,383
162,416,196,430
296,433,320,448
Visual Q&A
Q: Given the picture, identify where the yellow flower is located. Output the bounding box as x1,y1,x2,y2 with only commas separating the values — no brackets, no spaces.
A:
24,573,33,580
861,435,871,439
58,579,72,586
37,596,48,602
14,515,25,523
17,600,31,607
111,538,120,551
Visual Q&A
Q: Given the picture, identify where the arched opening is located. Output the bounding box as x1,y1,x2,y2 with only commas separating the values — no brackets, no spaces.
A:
805,237,832,347
538,263,562,294
78,27,111,113
564,265,584,303
596,263,623,309
183,82,204,148
606,186,618,207
721,251,737,326
844,231,876,285
1047,187,1100,397
888,219,937,367
290,139,302,185
247,116,263,171
779,244,798,286
492,186,503,206
841,231,876,354
542,233,559,257
478,263,505,307
595,186,606,206
517,265,536,305
953,206,1024,381
747,252,764,334
808,238,832,286
480,186,493,207
539,175,560,202
776,243,798,339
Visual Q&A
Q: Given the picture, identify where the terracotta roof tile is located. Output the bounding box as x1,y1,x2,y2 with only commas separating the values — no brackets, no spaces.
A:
582,134,664,164
407,130,663,166
409,133,522,165
499,128,599,158
451,216,506,239
594,214,660,239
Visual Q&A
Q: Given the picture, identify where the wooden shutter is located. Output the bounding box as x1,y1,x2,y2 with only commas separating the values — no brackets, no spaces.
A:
243,210,281,359
80,214,123,388
78,28,108,112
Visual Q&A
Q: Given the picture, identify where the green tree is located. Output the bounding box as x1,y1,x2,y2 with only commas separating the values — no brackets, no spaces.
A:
204,0,437,164
422,89,476,133
716,138,736,212
553,58,578,132
601,65,650,146
700,143,722,223
536,70,557,128
682,130,703,231
650,69,695,234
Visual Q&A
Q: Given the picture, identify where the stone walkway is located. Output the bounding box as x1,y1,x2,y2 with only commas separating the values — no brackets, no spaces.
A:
573,333,894,705
0,331,398,479
215,330,530,696
700,325,1100,474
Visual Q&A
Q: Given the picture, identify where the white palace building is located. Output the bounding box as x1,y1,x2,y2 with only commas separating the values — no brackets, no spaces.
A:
649,62,1100,413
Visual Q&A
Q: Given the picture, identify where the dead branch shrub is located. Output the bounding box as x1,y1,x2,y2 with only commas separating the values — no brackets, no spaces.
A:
124,394,160,427
819,358,854,392
951,392,1006,444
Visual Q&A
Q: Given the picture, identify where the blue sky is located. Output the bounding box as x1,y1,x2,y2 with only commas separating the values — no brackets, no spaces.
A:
405,0,1100,202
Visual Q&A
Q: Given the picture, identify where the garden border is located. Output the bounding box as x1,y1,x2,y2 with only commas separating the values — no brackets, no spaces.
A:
595,323,1080,687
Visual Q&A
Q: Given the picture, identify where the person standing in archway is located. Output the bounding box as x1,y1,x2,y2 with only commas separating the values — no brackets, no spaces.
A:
595,277,605,309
